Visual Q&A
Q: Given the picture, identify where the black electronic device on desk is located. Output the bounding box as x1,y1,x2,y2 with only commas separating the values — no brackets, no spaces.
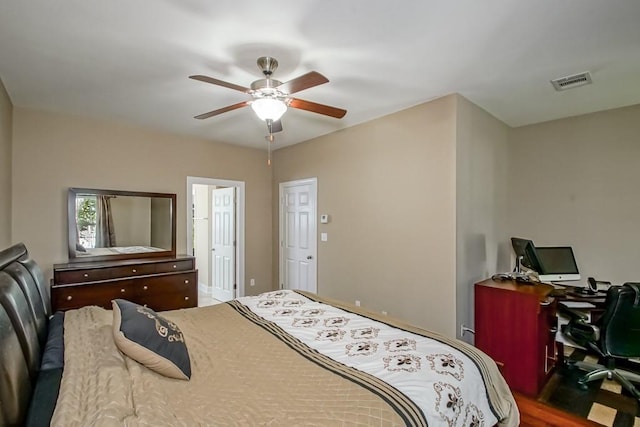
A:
569,277,611,298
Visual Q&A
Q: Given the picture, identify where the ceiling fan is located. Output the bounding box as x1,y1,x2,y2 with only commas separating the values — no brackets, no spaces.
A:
189,57,347,134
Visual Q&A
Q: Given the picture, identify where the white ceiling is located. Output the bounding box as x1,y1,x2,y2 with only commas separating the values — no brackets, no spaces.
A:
1,1,639,150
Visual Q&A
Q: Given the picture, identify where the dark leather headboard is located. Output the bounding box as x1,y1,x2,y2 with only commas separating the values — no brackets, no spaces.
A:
0,298,33,426
0,243,51,426
3,263,48,346
0,273,42,379
0,242,51,318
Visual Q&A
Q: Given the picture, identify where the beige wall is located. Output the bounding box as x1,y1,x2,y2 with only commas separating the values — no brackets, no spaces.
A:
111,196,151,246
273,95,458,336
455,95,510,341
11,107,273,295
150,197,172,250
508,104,640,285
0,79,12,247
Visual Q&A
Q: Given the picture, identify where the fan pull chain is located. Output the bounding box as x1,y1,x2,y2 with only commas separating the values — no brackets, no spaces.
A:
266,133,275,166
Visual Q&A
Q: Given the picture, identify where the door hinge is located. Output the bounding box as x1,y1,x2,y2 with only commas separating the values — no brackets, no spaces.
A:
234,283,237,290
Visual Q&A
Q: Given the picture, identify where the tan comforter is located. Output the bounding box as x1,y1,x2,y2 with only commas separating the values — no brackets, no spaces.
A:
52,292,519,426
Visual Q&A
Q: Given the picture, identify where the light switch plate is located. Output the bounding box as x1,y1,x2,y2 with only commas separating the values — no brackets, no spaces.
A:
321,232,328,241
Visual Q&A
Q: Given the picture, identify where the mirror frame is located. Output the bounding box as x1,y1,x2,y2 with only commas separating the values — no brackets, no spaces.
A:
67,187,177,263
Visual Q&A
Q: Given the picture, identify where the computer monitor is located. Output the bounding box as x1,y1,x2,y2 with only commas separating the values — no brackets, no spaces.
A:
510,237,542,273
535,246,581,282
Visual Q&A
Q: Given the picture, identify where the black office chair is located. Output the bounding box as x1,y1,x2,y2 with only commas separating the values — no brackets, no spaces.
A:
560,282,640,400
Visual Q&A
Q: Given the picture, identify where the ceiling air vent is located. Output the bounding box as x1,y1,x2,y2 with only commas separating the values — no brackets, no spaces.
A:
551,71,593,91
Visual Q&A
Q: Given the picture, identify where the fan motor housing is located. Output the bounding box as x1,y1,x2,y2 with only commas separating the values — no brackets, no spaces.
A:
250,79,284,95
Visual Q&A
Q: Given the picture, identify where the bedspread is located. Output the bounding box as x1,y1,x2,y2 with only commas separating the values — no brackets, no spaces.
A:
51,290,518,426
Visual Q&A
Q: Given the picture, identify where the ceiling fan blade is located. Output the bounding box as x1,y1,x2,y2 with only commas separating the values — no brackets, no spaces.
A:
194,101,249,119
267,119,283,133
288,98,347,119
189,75,250,93
277,71,329,95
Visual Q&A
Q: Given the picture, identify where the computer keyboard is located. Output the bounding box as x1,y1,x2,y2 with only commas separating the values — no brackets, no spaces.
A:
567,289,604,298
549,289,567,297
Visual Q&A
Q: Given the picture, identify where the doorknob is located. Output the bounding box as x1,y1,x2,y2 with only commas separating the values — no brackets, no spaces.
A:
306,255,313,260
211,248,215,251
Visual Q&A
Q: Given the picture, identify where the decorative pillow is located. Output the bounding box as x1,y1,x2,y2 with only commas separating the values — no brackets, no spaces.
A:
112,299,191,380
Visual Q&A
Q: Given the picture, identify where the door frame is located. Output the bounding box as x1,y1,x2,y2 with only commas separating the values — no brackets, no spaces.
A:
279,177,318,292
186,176,245,298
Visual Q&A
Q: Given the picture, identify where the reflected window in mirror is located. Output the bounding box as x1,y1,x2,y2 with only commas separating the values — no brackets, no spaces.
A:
68,188,176,262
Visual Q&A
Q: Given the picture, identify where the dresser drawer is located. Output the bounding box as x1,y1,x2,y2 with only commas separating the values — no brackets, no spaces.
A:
55,268,113,284
52,280,134,311
140,291,197,311
134,271,196,295
134,271,198,311
55,263,158,284
154,259,195,274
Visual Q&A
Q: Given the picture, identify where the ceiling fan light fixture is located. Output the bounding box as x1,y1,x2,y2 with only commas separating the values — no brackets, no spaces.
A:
251,98,287,121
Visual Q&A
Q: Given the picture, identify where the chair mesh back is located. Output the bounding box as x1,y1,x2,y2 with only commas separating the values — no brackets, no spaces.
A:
601,283,640,358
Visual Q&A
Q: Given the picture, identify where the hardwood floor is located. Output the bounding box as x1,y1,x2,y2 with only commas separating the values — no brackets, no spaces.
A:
515,392,603,427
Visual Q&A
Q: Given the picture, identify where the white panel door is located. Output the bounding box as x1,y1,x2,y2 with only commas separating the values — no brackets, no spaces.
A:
280,179,317,293
211,187,235,302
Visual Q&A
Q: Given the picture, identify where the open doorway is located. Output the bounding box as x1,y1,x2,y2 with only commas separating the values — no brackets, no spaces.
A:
186,177,245,305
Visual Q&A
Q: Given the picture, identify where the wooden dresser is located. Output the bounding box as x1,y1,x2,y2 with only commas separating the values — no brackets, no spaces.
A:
52,256,198,312
474,278,558,397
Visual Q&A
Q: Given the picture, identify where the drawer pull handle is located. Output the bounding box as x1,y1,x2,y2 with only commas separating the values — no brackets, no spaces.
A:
120,289,126,293
143,285,148,290
132,269,137,273
83,273,89,277
185,280,189,284
184,296,189,300
66,295,73,301
173,265,177,269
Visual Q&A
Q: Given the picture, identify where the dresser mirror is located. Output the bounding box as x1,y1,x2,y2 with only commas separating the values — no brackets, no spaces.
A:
67,188,176,262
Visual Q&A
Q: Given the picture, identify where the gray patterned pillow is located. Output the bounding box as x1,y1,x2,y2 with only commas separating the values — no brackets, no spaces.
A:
112,299,191,380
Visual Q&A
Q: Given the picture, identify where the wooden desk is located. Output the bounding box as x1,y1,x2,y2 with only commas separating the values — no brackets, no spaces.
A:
554,288,606,323
475,278,558,397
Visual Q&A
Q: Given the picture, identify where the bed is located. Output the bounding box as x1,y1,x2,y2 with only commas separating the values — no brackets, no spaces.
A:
0,242,519,426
